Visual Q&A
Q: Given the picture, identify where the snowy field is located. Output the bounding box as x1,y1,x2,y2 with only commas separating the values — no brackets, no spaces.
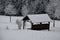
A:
0,16,60,40
0,21,60,40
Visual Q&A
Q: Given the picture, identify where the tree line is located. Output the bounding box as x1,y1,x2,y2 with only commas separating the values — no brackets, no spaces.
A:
0,0,49,16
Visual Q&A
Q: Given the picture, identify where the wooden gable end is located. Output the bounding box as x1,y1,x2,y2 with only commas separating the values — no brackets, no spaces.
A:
23,16,30,21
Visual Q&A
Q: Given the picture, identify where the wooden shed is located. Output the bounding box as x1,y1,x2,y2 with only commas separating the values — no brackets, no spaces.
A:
22,14,51,31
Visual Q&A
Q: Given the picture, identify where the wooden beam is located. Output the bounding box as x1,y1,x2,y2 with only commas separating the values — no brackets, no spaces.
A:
23,21,25,29
48,22,50,31
10,16,11,22
53,20,55,27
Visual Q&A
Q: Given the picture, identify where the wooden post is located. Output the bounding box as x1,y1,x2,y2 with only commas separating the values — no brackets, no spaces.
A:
31,22,33,30
40,22,42,24
53,20,55,27
10,16,11,22
48,22,50,31
23,21,25,29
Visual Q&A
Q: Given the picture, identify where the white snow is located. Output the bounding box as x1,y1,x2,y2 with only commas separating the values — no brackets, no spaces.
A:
0,16,10,23
11,16,23,24
0,16,23,30
0,15,60,40
28,14,51,23
24,21,31,29
0,23,18,30
0,21,60,40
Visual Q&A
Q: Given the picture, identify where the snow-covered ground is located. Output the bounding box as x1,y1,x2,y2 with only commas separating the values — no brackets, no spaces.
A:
1,29,60,40
0,20,60,40
0,16,60,40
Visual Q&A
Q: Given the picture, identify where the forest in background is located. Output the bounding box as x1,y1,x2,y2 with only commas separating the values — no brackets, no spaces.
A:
0,0,60,20
0,0,49,16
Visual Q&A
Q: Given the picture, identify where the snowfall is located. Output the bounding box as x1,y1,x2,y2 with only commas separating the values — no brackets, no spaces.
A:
0,16,60,40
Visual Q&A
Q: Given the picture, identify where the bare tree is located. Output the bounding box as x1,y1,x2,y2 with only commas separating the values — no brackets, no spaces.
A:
21,0,49,16
45,0,59,27
4,4,17,15
16,19,22,29
45,0,58,19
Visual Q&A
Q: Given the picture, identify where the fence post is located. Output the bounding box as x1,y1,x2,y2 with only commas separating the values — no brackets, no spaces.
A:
53,20,55,27
10,16,11,22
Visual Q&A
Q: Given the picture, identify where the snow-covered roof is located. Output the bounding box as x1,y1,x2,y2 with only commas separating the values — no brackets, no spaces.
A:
28,14,51,23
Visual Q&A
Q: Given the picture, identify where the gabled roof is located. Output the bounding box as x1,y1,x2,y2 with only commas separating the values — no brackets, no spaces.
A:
23,16,30,21
27,14,51,23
